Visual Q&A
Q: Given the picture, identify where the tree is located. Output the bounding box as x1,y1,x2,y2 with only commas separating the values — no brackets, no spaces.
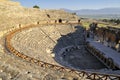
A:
72,12,76,15
115,19,120,24
33,5,40,9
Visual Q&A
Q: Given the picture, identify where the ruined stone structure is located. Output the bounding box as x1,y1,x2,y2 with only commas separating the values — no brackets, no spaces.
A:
89,26,120,52
0,1,120,80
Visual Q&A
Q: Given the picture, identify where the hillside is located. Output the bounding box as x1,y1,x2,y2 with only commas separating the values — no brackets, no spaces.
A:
0,1,78,31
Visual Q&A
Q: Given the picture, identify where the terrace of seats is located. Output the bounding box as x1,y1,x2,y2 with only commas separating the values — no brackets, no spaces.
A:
10,24,106,70
11,24,77,65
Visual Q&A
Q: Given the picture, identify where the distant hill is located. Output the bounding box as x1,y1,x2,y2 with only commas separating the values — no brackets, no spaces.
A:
61,8,120,19
76,8,120,15
62,8,120,15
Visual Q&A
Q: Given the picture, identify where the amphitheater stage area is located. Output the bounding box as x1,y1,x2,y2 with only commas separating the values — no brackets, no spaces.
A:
59,46,106,69
87,38,120,69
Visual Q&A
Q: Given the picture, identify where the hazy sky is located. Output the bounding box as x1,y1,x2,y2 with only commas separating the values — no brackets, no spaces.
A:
13,0,120,10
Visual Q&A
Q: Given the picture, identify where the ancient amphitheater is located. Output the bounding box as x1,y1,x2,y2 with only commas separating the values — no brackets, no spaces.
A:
0,1,120,80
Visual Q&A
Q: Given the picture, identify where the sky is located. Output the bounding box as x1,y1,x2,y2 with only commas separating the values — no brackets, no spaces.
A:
13,0,120,10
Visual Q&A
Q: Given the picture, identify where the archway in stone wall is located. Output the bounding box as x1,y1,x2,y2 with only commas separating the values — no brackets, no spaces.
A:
59,19,62,23
78,19,81,23
55,20,57,23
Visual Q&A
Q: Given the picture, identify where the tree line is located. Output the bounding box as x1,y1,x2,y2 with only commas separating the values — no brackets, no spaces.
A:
102,19,120,24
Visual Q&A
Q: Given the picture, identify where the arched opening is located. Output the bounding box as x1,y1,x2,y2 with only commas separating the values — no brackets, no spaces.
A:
55,20,57,23
19,24,21,28
78,19,81,23
37,21,39,24
59,19,62,23
107,58,114,68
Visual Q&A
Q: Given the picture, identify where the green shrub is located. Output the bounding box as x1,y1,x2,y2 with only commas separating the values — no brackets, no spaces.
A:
33,5,40,9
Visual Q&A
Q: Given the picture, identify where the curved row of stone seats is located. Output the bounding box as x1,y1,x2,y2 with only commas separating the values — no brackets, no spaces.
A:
11,27,58,65
9,23,84,66
40,24,74,37
55,25,74,35
40,25,61,42
13,37,51,57
6,37,58,68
